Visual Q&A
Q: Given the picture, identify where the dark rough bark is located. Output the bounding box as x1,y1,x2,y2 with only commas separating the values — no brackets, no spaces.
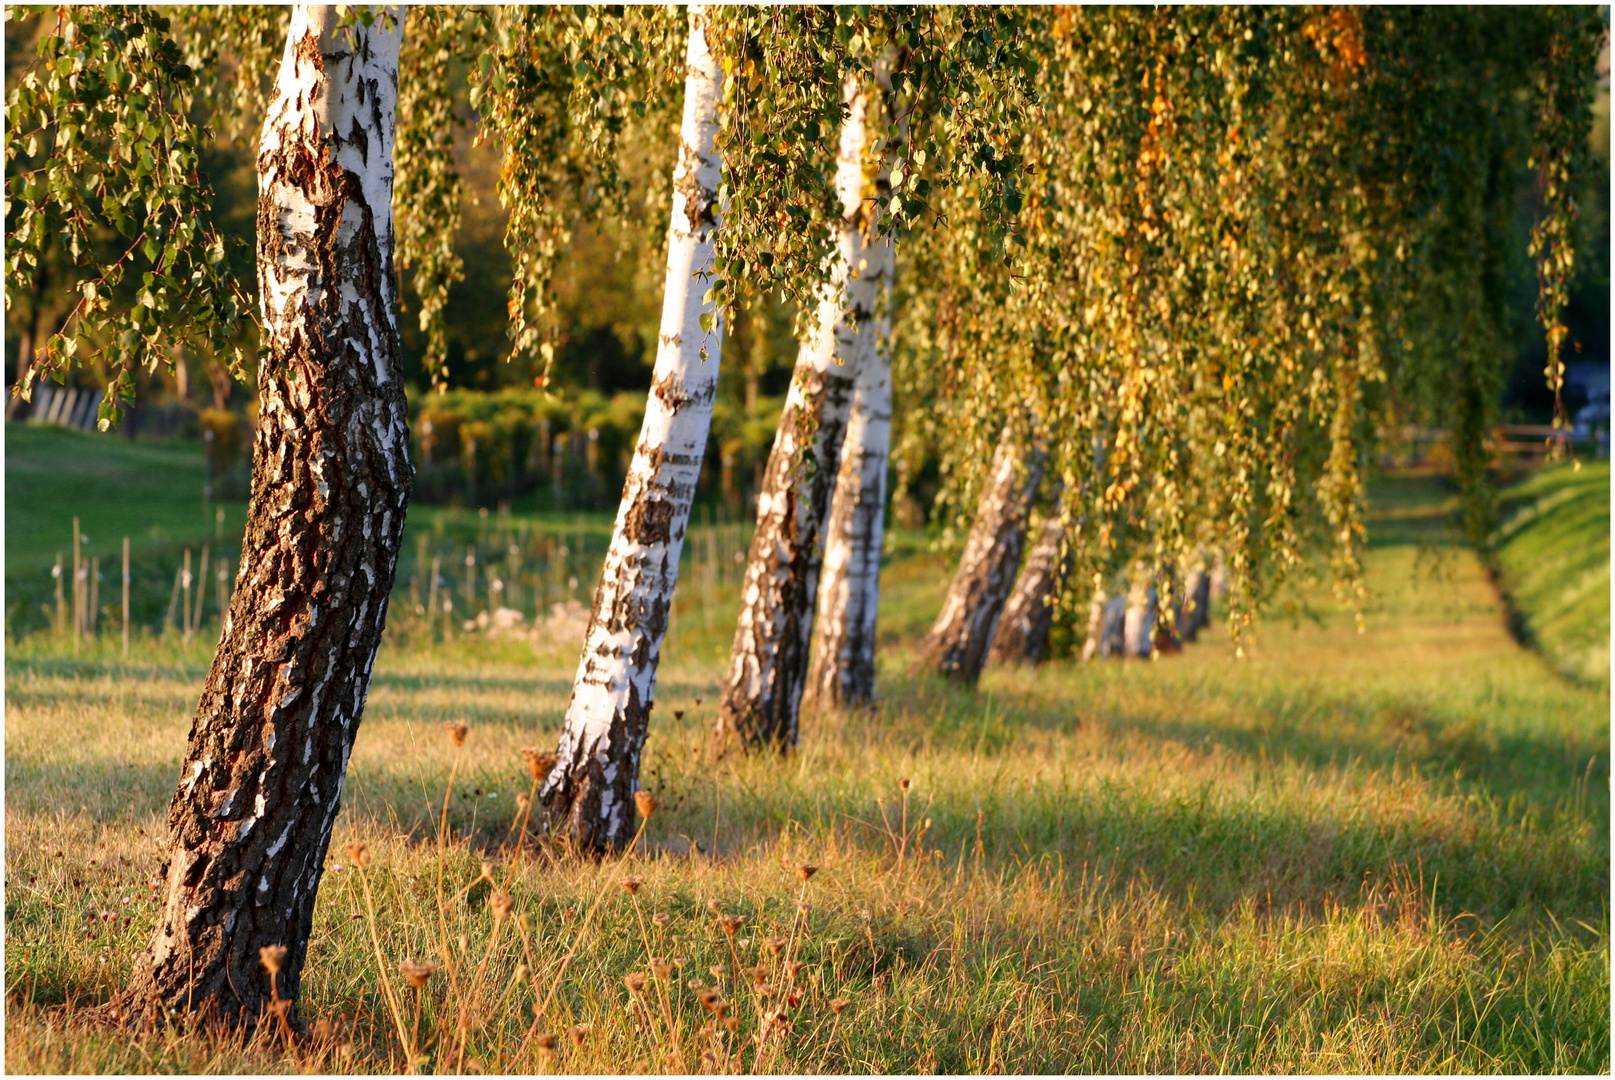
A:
717,79,882,749
125,8,408,1027
919,425,1046,685
802,372,890,709
987,481,1071,667
717,358,857,747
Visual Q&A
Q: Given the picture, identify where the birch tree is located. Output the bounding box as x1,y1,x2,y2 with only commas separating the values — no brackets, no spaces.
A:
987,480,1072,666
117,4,406,1025
538,7,724,850
893,8,1601,662
709,9,1036,744
5,0,669,1022
804,255,894,709
919,425,1046,684
715,79,881,750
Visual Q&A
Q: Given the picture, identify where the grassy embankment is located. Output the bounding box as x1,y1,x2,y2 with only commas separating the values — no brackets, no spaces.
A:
4,432,1609,1073
1491,459,1610,685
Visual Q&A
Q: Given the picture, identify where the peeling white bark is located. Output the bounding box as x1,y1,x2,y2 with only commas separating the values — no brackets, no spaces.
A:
718,79,885,745
131,5,408,1024
541,8,723,851
804,236,893,710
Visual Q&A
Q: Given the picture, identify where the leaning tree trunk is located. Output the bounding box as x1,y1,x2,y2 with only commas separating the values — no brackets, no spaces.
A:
987,480,1072,666
920,425,1046,685
802,244,893,712
539,8,722,853
1122,576,1157,658
1178,563,1212,642
126,6,409,1026
717,79,881,749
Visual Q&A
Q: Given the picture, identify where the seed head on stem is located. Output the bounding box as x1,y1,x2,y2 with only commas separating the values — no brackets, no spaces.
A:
400,959,439,990
521,747,556,780
259,944,287,977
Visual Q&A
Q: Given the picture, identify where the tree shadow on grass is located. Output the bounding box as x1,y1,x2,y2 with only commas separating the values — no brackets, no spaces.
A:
891,664,1608,820
709,748,1608,929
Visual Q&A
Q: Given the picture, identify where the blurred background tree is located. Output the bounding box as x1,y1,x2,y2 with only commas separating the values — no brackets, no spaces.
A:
3,5,803,513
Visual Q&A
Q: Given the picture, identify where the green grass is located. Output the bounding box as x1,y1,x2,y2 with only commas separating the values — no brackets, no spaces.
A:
4,471,1609,1073
3,424,249,575
1492,460,1611,686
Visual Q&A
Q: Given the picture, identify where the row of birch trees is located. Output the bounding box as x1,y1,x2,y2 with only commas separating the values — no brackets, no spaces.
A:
5,2,1602,1026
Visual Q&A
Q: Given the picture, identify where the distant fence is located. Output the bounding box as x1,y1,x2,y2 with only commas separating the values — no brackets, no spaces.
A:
23,383,101,431
1383,424,1591,469
7,504,758,650
1492,424,1576,463
21,384,203,441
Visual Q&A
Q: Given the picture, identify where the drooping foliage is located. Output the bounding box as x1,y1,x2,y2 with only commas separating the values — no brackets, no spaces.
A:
705,6,1038,330
6,4,1602,641
893,6,1604,645
4,6,251,429
7,5,1035,410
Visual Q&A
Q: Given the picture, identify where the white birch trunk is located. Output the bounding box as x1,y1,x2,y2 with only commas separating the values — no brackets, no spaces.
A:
1179,565,1212,642
987,480,1072,666
128,5,408,1024
1079,591,1105,662
540,9,723,852
802,241,893,710
920,425,1046,685
717,79,881,747
1123,578,1157,658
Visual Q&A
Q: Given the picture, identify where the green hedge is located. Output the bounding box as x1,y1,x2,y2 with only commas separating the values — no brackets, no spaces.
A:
405,386,787,511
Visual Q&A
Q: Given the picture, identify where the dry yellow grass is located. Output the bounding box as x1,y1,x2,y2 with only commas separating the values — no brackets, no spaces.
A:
4,512,1608,1072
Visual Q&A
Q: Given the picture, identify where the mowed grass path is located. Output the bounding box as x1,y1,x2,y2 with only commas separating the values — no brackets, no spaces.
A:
4,482,1609,1073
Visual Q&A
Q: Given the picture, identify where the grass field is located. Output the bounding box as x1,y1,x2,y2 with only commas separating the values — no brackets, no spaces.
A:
3,456,1609,1072
1492,460,1611,686
2,425,248,576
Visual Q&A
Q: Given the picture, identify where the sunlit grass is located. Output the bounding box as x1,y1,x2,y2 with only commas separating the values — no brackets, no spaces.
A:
4,483,1608,1073
1493,459,1610,685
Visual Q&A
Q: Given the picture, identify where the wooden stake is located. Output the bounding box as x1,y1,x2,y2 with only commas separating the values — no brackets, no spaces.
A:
182,548,193,643
122,537,130,657
54,553,65,636
165,565,183,638
194,545,210,636
216,556,228,632
427,555,441,640
72,517,82,652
